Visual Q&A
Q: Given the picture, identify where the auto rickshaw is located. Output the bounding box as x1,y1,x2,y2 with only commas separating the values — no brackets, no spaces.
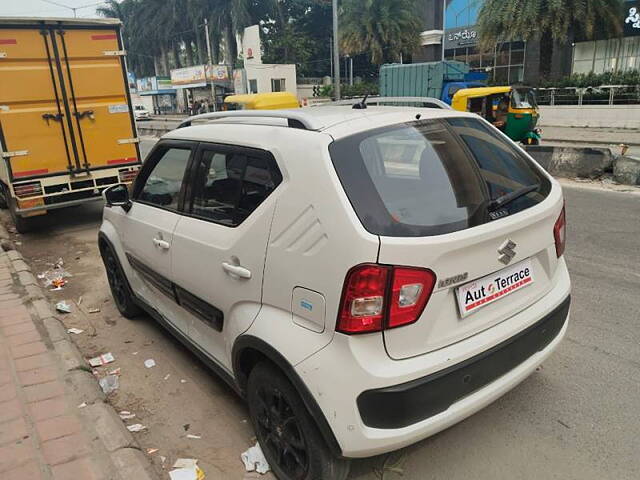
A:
223,92,300,110
451,86,541,145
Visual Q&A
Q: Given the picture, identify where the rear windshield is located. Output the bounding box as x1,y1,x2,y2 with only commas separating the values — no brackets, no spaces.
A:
329,117,551,237
511,89,538,108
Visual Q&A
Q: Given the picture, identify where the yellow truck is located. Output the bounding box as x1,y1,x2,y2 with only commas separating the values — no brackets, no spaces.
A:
0,17,141,232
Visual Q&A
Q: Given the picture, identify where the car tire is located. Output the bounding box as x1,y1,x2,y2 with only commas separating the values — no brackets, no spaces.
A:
101,245,142,319
247,362,350,480
8,197,33,234
0,183,8,209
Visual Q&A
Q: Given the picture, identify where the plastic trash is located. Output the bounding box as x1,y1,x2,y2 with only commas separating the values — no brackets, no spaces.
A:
55,301,72,313
77,402,87,409
119,411,136,420
88,307,101,314
170,459,205,480
241,442,270,474
146,448,159,455
164,374,171,380
67,328,84,335
126,424,147,432
108,367,121,376
186,434,201,439
38,259,72,289
88,352,115,367
144,359,156,368
99,375,119,394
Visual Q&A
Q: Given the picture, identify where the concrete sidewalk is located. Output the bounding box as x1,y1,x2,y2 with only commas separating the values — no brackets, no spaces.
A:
0,248,156,480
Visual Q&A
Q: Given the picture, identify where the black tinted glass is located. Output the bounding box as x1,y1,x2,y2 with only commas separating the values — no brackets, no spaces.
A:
329,118,550,237
190,149,282,227
138,148,191,210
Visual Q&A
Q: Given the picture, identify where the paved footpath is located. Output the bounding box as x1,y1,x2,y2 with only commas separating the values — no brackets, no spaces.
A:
0,249,157,480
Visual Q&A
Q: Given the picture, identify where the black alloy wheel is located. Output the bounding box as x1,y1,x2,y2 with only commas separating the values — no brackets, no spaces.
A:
102,246,141,318
254,384,309,478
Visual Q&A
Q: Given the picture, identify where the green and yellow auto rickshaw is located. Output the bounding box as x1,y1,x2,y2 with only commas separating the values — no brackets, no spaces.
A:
452,86,541,145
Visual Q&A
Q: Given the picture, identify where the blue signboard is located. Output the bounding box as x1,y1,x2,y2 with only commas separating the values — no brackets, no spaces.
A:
445,0,481,29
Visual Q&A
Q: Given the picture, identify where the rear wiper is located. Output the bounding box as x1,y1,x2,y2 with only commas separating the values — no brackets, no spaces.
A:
488,183,540,211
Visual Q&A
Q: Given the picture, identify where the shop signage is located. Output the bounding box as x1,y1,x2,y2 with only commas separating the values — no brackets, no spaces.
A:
625,2,640,36
170,65,207,88
206,65,230,82
444,27,479,49
137,76,173,94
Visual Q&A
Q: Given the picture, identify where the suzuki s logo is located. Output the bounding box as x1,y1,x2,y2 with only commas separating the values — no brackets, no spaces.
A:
498,239,517,265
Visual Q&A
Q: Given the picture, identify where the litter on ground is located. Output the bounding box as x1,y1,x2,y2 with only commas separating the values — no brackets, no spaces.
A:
88,307,101,314
55,301,72,313
67,328,84,335
180,379,186,383
164,374,171,380
108,367,121,376
99,375,119,394
170,459,205,480
126,424,147,432
186,434,201,439
88,352,115,367
144,359,156,368
146,448,159,455
241,442,271,474
38,259,72,289
77,402,87,409
119,411,136,420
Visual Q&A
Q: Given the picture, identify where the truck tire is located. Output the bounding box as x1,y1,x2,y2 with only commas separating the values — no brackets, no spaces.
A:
9,198,33,234
0,183,8,209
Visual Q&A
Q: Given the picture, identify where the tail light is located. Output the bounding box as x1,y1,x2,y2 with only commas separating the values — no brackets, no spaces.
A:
553,206,566,258
119,168,139,184
13,181,43,198
337,264,436,334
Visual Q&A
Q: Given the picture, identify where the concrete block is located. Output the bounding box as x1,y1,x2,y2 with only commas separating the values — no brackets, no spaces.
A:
64,369,106,405
613,155,640,185
526,146,613,179
43,317,67,343
17,270,37,287
11,259,30,273
6,250,22,262
54,338,85,372
32,298,54,320
110,448,157,480
82,402,133,452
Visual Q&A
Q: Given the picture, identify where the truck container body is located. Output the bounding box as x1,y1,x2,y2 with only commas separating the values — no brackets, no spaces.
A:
0,17,141,231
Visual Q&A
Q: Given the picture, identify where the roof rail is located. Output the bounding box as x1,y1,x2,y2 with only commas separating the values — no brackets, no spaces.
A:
322,96,452,110
177,111,321,130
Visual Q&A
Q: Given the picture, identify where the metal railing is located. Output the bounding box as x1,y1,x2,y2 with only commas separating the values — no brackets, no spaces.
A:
535,85,640,106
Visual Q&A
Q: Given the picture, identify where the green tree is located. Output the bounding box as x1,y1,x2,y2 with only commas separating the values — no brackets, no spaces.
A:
477,0,624,79
339,0,422,65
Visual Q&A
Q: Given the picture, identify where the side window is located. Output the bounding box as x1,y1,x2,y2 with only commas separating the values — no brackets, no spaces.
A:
190,147,282,227
136,147,191,211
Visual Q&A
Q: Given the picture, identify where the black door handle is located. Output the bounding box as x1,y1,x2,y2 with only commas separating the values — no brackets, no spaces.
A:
42,113,64,125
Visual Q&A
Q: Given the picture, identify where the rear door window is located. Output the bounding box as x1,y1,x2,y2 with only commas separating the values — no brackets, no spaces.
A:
329,117,551,237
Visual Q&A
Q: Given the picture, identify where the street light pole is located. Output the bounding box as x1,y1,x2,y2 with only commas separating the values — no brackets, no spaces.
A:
204,18,216,111
332,0,341,100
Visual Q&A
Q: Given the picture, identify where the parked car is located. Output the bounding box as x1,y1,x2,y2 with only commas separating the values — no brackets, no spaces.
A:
133,105,151,120
99,105,571,480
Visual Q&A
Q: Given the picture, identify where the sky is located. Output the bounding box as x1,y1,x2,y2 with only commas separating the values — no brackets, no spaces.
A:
0,0,104,19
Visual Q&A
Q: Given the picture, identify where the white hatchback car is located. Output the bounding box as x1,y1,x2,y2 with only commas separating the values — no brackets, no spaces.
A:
100,105,570,480
133,105,151,120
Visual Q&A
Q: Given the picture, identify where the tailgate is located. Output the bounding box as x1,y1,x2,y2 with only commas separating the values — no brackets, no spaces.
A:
0,28,75,178
380,196,564,359
54,27,139,169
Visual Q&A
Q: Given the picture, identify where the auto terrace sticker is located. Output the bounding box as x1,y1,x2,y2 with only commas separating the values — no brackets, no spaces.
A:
108,104,129,114
456,259,534,317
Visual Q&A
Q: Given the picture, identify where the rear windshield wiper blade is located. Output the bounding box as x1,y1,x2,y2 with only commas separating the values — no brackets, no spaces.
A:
488,183,540,211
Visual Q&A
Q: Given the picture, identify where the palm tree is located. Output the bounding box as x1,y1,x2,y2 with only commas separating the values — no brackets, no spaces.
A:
339,0,423,65
477,0,624,79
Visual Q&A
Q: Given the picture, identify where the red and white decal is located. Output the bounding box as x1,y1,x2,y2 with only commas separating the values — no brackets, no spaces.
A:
456,259,534,317
0,39,17,45
91,34,117,41
107,157,137,165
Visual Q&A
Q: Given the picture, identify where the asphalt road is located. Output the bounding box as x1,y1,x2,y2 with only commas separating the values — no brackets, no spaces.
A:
1,145,638,479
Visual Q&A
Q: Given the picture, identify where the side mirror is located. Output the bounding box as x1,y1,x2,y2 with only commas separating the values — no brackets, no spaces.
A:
104,184,132,212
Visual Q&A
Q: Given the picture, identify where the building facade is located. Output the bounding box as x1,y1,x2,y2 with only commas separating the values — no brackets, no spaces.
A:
572,1,640,74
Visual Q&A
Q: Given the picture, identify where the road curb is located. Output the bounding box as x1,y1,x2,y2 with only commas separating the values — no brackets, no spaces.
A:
0,248,158,480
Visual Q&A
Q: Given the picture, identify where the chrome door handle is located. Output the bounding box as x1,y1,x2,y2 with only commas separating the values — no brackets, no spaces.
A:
153,238,170,250
222,262,251,279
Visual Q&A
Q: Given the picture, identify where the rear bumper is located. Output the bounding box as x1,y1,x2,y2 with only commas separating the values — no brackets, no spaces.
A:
296,259,571,458
358,295,570,429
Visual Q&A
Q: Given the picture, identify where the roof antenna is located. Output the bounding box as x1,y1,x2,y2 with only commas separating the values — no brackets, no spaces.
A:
352,94,369,109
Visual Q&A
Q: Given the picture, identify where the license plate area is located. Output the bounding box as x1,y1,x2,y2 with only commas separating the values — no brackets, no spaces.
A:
456,259,534,318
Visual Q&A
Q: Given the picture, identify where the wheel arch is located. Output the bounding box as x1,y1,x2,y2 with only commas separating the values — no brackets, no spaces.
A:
232,335,343,457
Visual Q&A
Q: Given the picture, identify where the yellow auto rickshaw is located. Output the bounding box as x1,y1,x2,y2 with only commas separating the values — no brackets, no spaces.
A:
223,92,300,110
452,86,541,145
